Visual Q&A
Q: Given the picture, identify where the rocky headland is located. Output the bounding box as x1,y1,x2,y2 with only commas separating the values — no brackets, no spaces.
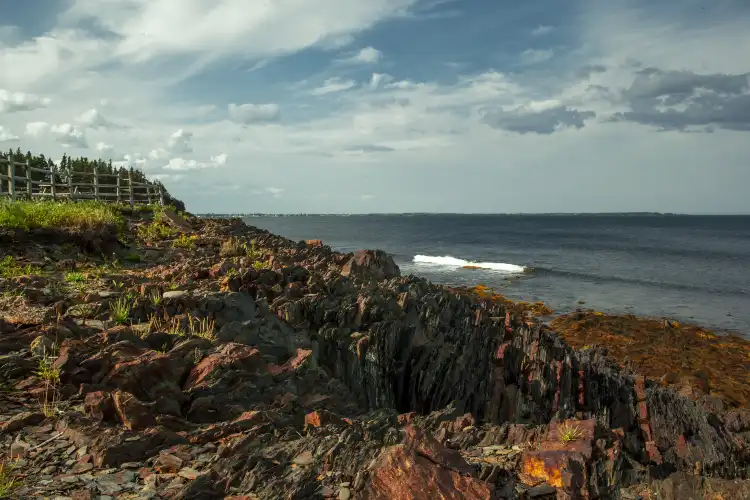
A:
1,203,749,499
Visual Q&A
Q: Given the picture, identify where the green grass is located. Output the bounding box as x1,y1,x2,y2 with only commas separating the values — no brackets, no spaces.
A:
0,460,20,497
172,234,197,249
109,296,132,325
0,256,41,278
35,355,61,385
64,271,87,283
558,422,584,444
0,199,124,231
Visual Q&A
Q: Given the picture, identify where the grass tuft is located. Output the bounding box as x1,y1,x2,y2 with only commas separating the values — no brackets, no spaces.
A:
0,255,41,278
36,354,61,385
110,296,131,325
172,234,198,249
558,421,585,444
64,271,87,284
0,460,20,497
0,199,124,231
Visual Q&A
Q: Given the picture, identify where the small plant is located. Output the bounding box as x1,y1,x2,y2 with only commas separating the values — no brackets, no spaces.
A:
123,252,141,263
64,271,87,284
225,267,239,280
220,237,243,257
40,388,60,418
187,314,216,341
172,234,198,249
243,240,263,260
252,260,269,271
0,459,20,496
166,282,179,291
147,288,163,306
137,217,176,241
0,255,41,278
558,421,585,444
110,296,131,325
36,354,61,385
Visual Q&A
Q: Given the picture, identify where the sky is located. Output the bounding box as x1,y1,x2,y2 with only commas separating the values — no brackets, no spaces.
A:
1,0,749,214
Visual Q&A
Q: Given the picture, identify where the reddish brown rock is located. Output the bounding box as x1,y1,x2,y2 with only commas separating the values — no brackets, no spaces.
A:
341,249,400,281
155,452,184,473
268,348,312,375
183,343,266,390
84,391,115,422
363,444,492,500
305,239,324,247
113,390,156,431
402,426,473,475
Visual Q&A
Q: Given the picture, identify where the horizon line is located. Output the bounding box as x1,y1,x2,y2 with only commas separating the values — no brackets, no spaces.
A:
194,211,750,216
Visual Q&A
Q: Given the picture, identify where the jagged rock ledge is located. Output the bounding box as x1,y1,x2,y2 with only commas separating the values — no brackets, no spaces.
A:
0,213,749,499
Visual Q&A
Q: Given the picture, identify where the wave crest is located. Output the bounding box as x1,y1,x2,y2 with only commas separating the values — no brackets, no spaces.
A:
413,255,526,273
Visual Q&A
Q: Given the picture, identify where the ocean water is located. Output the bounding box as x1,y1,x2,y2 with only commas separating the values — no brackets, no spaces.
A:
243,215,750,336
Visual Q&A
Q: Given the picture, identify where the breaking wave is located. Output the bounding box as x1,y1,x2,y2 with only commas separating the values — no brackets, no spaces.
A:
413,255,526,274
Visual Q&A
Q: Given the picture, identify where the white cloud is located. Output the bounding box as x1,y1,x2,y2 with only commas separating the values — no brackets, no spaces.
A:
385,79,423,90
311,77,357,95
264,187,284,198
96,142,117,157
0,0,748,215
228,103,280,123
211,153,228,166
0,89,50,112
25,121,50,137
361,194,375,200
0,126,19,142
51,123,88,148
167,129,193,154
369,73,394,89
519,49,554,65
61,0,414,64
343,46,383,64
531,25,553,36
163,154,228,171
77,108,117,129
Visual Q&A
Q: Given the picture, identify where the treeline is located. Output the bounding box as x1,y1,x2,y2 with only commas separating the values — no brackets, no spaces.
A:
1,147,185,211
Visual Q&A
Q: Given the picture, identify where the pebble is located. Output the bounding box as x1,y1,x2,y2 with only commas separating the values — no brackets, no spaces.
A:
338,486,351,500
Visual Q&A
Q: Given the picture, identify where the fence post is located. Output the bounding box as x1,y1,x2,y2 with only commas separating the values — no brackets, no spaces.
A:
116,173,121,204
68,170,74,200
93,169,99,201
50,165,57,200
146,184,152,205
128,170,134,208
158,185,164,206
25,160,32,199
8,161,15,201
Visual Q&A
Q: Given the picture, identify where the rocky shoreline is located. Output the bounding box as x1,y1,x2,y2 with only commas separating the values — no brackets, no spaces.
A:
1,207,749,499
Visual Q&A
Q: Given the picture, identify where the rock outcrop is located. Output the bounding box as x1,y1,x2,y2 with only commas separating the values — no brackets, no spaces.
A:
1,212,749,499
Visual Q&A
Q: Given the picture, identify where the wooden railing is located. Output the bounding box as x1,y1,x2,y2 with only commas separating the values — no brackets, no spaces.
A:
0,155,163,206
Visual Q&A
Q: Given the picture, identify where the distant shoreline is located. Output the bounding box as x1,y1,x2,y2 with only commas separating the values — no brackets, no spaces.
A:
196,212,750,217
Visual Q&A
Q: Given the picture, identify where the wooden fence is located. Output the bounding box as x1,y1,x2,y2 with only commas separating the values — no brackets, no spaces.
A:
0,155,163,206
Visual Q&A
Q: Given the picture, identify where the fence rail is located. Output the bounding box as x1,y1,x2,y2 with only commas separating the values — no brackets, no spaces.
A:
0,155,163,206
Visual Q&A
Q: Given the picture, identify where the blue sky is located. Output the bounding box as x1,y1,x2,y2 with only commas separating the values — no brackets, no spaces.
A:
1,0,749,213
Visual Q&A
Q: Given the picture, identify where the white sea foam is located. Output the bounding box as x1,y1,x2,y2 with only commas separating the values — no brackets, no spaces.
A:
412,255,526,273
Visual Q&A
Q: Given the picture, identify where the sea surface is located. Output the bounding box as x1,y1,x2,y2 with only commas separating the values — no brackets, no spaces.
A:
242,214,750,336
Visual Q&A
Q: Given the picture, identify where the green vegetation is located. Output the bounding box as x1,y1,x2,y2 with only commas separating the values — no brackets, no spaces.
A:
64,271,87,284
109,296,132,325
1,147,184,211
173,234,198,249
0,255,40,278
0,460,20,497
36,355,61,385
0,199,124,231
558,421,584,444
147,288,163,306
